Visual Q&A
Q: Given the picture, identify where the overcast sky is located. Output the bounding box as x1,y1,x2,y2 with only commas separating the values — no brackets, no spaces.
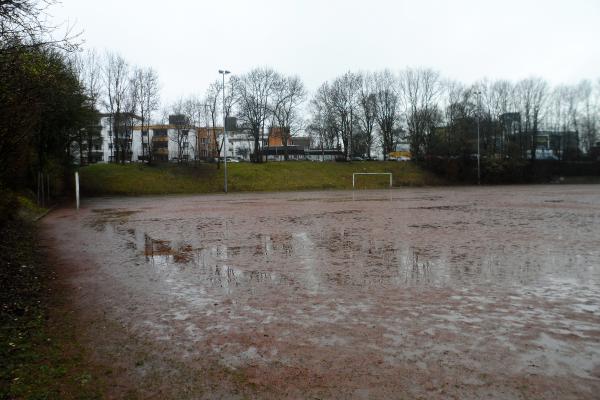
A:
50,0,600,105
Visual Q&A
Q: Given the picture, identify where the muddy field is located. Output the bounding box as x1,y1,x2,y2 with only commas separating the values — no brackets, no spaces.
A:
42,185,600,399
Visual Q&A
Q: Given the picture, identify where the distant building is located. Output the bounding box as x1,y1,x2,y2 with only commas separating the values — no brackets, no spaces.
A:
291,137,311,150
216,130,255,160
268,127,290,147
305,148,345,161
195,127,221,160
499,112,522,137
100,113,142,163
262,127,313,160
90,114,201,163
132,123,198,163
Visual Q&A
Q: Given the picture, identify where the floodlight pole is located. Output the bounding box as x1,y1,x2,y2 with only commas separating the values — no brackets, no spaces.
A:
219,69,230,193
475,90,481,186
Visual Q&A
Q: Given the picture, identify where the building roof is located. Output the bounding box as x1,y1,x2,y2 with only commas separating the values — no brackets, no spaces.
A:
131,124,196,130
99,112,143,120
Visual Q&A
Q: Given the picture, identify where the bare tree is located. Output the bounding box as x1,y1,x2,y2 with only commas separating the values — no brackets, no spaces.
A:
309,74,362,160
132,66,160,163
487,80,515,156
372,70,400,159
0,0,79,51
548,85,570,134
75,49,102,109
579,80,599,153
71,48,102,164
270,75,306,160
168,99,193,163
328,71,361,160
399,68,442,160
103,52,135,163
204,78,238,166
515,77,548,161
308,85,340,160
312,82,340,149
183,96,206,163
440,80,477,158
235,67,279,162
204,81,223,165
356,72,377,159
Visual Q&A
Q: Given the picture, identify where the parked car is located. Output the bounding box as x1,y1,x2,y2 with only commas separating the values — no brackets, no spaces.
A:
351,156,364,161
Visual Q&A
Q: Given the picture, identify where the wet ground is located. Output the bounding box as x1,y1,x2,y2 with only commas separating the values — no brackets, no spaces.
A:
42,185,600,399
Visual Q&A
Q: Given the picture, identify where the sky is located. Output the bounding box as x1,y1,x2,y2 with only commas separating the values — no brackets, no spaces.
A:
49,0,600,105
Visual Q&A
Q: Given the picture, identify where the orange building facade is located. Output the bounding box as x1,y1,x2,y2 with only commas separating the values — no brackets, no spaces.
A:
268,127,291,147
196,127,222,160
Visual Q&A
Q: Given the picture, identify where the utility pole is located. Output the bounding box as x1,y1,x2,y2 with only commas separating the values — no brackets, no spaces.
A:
219,69,230,193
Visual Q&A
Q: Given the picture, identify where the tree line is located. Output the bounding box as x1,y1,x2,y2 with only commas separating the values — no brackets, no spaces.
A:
1,0,91,203
85,62,598,164
164,68,600,163
308,70,600,162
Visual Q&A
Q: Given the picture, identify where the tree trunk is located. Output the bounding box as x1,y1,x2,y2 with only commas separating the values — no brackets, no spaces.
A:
254,134,260,163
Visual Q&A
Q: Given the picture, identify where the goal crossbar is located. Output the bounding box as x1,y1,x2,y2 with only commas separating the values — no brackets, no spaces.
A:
352,173,393,189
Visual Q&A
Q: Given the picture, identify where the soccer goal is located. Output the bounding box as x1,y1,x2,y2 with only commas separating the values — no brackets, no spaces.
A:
352,173,393,189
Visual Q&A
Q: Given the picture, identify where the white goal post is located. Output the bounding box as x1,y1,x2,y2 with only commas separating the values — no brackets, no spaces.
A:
352,173,393,189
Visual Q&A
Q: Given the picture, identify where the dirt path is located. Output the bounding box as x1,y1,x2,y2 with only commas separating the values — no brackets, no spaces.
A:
41,185,600,399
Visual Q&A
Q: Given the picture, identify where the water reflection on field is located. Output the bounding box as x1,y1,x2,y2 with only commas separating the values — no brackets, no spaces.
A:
87,188,600,294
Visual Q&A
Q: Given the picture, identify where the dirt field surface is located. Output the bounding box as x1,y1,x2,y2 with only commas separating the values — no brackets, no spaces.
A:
41,185,600,399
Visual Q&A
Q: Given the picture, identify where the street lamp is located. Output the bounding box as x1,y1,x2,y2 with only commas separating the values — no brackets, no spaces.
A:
219,69,230,193
475,90,481,185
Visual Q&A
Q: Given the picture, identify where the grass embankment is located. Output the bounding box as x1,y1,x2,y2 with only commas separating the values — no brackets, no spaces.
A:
79,161,445,196
1,197,103,399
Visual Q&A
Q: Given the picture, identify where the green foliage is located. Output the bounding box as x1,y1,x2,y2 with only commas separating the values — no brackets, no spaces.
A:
0,44,95,191
79,161,445,196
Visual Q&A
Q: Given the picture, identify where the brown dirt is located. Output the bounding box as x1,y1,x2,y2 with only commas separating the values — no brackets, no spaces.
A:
40,185,600,399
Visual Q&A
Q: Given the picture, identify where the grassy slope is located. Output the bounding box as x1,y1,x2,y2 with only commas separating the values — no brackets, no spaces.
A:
79,161,445,196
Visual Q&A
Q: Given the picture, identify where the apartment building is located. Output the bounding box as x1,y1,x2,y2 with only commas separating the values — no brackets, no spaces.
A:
196,127,221,160
95,114,199,163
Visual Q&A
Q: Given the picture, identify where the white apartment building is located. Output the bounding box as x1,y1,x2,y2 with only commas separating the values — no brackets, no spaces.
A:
216,131,255,160
97,114,199,163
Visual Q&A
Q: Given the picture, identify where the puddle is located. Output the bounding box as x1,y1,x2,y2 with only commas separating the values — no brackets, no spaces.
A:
144,235,194,264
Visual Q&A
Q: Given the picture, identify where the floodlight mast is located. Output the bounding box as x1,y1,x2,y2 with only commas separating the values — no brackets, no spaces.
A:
219,70,231,193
